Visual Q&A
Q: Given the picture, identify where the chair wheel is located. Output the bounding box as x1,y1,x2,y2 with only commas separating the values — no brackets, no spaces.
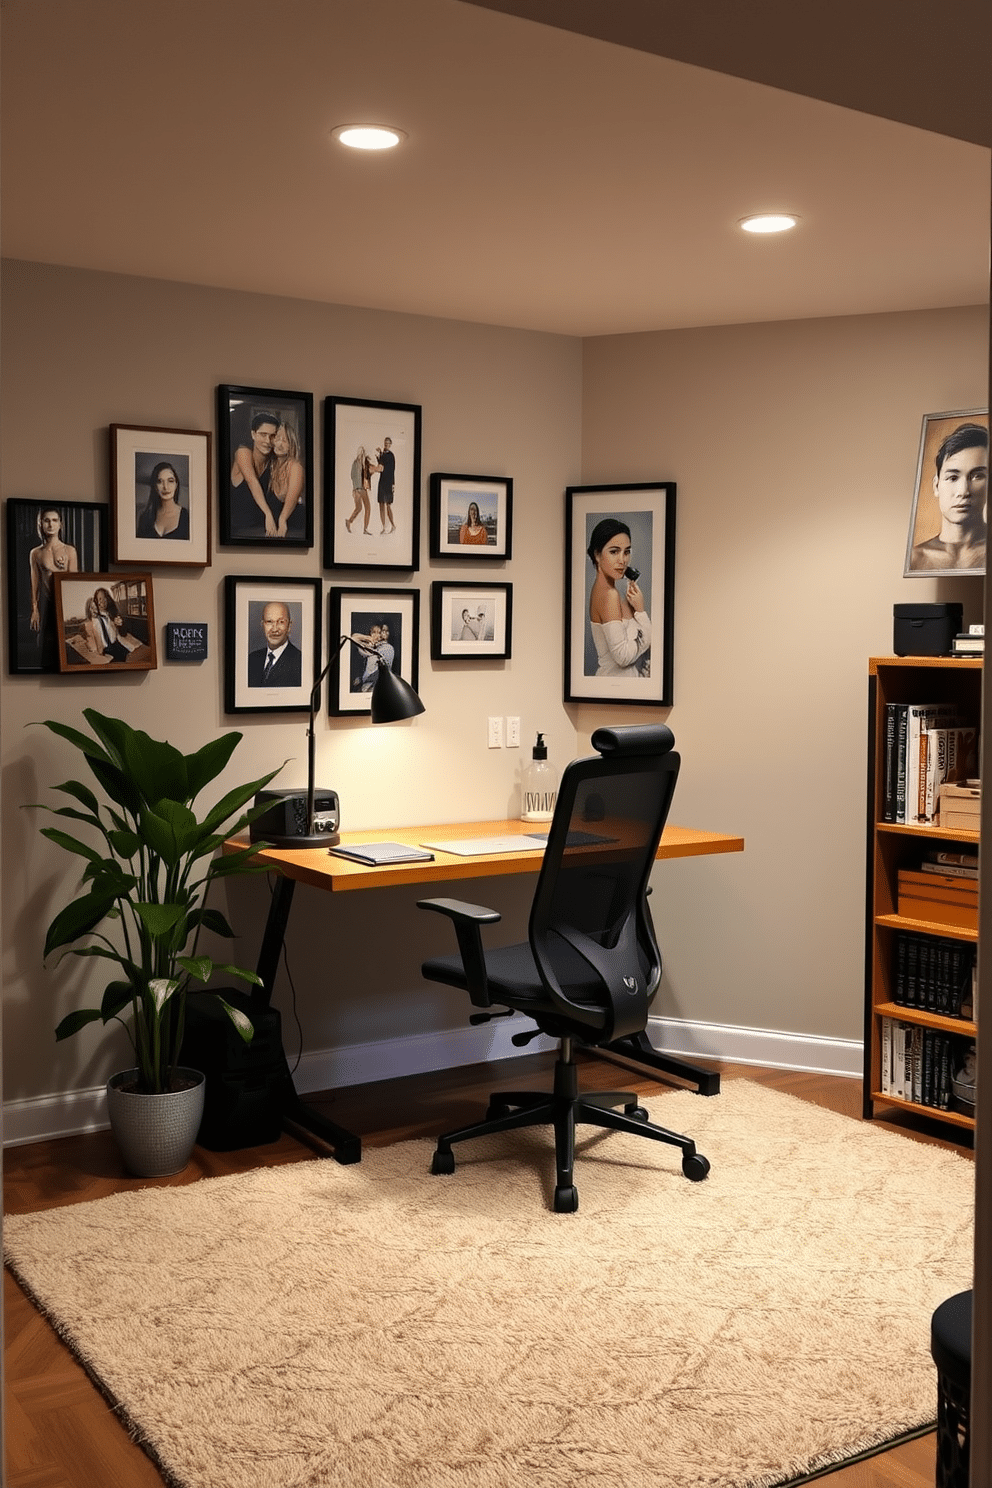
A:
625,1104,649,1121
431,1149,455,1175
554,1185,579,1213
682,1152,710,1182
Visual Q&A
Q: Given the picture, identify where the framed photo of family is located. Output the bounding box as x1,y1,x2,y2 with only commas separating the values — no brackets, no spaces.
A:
5,498,109,675
327,586,420,716
430,582,512,660
223,575,321,715
429,473,512,560
217,385,314,549
323,396,422,572
110,425,211,567
53,573,157,672
903,408,988,577
564,482,676,707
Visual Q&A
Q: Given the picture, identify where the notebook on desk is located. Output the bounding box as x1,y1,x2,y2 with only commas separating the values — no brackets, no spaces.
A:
330,841,435,866
419,833,546,857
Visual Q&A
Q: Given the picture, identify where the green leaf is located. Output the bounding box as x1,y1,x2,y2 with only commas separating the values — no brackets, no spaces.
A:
139,801,196,865
133,901,188,940
208,844,274,878
100,980,135,1021
199,766,285,837
148,977,180,1014
123,729,189,807
176,954,213,983
184,733,243,800
87,755,142,817
107,828,142,858
190,906,235,938
80,709,130,766
53,779,102,815
44,890,119,955
55,1008,104,1040
214,963,263,986
34,717,114,768
39,827,105,865
213,995,255,1043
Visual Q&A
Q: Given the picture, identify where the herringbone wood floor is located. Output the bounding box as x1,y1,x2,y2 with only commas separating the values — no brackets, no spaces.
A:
4,1054,972,1487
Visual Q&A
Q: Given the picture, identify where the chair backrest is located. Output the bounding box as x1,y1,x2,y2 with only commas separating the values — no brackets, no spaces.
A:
528,724,680,1043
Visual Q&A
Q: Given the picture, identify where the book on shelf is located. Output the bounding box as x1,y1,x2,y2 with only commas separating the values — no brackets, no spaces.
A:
880,700,978,826
905,702,959,824
878,1017,964,1110
891,930,974,1018
918,860,978,879
928,848,979,869
951,631,984,655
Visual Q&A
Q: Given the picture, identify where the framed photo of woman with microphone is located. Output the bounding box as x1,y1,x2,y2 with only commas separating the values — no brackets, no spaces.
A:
564,482,676,707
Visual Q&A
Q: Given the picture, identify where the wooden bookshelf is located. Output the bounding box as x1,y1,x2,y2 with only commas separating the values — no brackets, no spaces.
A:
864,656,981,1132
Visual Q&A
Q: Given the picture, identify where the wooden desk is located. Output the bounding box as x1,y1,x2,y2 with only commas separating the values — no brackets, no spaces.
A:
225,819,744,1163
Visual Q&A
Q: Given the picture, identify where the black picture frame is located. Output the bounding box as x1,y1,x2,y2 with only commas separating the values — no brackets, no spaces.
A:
323,396,421,571
5,498,109,674
429,473,512,560
903,407,988,577
217,385,314,549
327,586,420,715
110,424,211,567
430,582,512,660
564,482,676,706
223,574,322,714
54,572,157,672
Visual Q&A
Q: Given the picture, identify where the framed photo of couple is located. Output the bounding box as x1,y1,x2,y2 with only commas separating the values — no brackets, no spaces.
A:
110,424,211,567
327,586,420,716
323,396,422,572
53,573,157,672
564,482,676,707
430,582,512,660
217,385,314,549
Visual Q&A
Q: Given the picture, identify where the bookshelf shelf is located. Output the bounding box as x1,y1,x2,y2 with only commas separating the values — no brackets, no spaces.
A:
864,656,980,1134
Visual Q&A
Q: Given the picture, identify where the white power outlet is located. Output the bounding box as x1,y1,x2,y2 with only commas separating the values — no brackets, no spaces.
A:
505,716,521,747
487,716,504,748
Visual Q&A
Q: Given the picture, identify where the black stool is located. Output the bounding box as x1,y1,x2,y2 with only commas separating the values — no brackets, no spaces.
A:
930,1289,972,1488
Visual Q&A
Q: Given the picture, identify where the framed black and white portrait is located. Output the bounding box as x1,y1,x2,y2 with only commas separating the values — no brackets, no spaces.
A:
5,498,109,674
564,482,676,707
323,397,421,571
327,586,420,715
429,473,512,560
110,425,211,567
223,575,321,714
904,409,988,577
430,582,512,660
217,385,314,549
54,573,157,673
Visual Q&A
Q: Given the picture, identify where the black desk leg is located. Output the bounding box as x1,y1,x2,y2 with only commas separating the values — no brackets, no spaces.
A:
602,1031,721,1097
256,873,363,1164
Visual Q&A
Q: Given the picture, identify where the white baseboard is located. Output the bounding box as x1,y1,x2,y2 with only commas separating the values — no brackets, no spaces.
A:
1,1018,862,1148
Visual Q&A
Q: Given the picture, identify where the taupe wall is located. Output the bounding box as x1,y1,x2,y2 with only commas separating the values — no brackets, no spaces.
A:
0,259,581,1112
580,305,989,1042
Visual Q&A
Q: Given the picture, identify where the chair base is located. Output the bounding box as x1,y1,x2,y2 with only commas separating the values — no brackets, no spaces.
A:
603,1030,721,1097
431,1044,709,1212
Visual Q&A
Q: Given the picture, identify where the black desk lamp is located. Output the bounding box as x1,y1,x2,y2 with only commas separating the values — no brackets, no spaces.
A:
252,635,425,850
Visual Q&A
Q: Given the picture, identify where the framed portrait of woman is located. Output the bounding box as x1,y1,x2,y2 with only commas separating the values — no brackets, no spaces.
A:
323,396,421,571
327,586,420,716
5,498,109,675
429,473,512,560
110,425,211,567
217,385,314,549
564,482,676,707
53,573,157,672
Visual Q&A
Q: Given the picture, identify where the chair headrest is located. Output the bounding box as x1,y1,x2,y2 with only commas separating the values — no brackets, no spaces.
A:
591,724,676,758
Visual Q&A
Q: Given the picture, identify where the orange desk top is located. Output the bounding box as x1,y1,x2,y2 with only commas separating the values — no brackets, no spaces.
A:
226,818,744,895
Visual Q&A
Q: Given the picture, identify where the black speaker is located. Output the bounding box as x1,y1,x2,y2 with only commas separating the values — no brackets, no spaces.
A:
180,991,287,1150
249,788,340,844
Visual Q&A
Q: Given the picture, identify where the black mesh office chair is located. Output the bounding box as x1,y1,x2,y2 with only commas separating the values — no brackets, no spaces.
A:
418,723,714,1213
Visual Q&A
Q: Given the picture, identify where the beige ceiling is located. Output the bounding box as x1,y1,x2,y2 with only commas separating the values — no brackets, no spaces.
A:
1,0,988,337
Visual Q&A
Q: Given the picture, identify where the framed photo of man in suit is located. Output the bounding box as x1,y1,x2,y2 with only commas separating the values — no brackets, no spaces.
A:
223,574,321,714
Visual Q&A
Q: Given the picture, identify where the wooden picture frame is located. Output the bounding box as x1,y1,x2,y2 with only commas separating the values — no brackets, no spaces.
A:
429,473,512,560
564,482,676,706
323,396,421,571
223,575,322,714
430,581,512,660
327,586,420,715
903,408,988,577
217,385,314,549
5,498,109,674
54,573,157,672
110,424,211,567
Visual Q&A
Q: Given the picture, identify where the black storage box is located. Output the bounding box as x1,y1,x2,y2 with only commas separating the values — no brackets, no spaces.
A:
893,603,963,657
180,990,287,1150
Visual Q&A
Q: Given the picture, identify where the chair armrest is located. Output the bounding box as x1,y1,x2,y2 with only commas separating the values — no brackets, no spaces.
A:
417,897,501,1008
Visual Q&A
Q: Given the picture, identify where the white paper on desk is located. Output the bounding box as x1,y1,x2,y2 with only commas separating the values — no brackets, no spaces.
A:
419,834,546,857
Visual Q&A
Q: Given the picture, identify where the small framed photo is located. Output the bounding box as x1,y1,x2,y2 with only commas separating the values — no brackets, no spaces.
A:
110,425,211,567
429,473,512,560
54,573,157,673
5,498,109,674
323,396,421,571
430,582,512,660
327,586,420,716
217,385,314,548
223,575,321,714
904,408,988,577
565,482,676,707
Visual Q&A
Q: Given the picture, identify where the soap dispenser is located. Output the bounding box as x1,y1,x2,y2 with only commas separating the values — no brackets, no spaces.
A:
522,733,558,821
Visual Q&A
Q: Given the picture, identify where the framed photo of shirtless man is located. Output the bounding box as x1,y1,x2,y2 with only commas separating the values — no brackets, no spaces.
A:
217,385,314,549
904,409,988,577
5,498,109,674
564,482,676,707
323,396,421,572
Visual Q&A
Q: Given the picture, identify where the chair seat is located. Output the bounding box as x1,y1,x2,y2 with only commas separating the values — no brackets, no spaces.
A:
423,937,628,1010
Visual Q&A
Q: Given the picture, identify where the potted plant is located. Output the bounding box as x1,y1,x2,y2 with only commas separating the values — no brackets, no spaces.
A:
35,708,281,1176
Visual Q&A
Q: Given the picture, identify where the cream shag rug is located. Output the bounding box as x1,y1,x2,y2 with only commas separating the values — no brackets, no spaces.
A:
3,1082,974,1488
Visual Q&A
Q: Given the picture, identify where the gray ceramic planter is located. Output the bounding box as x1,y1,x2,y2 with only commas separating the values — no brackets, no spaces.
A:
106,1067,206,1177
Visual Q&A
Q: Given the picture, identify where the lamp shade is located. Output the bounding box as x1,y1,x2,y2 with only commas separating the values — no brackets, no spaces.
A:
370,661,426,723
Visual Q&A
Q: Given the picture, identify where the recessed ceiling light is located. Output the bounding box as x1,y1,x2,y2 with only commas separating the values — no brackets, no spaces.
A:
739,214,799,234
332,124,406,151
